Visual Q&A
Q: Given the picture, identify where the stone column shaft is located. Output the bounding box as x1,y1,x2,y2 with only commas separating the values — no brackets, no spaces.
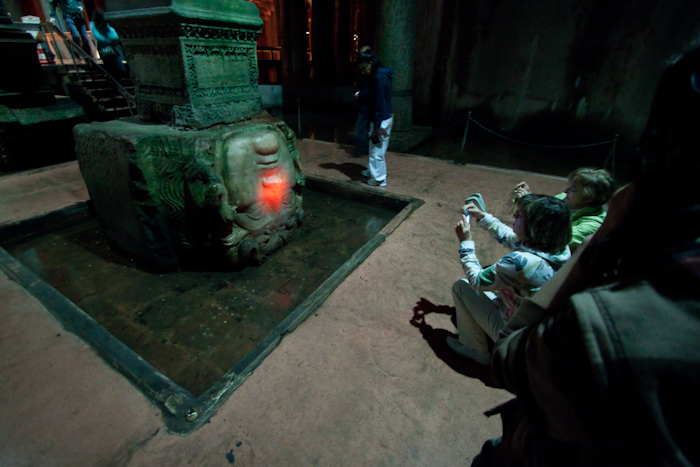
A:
281,0,309,85
311,0,334,84
377,0,417,131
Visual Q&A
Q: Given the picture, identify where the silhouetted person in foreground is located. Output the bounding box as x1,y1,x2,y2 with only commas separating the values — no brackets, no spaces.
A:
473,45,700,467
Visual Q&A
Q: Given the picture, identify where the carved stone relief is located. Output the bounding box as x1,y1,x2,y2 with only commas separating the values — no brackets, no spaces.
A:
75,117,304,271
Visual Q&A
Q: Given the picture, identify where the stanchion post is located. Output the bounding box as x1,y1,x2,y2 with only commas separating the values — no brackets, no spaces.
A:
297,98,301,137
604,134,618,173
457,111,471,165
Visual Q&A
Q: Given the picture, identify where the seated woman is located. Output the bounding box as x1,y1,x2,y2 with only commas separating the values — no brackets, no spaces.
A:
448,194,572,365
514,167,614,251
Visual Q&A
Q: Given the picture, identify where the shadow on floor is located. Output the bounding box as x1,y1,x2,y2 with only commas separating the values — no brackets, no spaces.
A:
410,298,498,388
280,105,611,178
319,162,367,181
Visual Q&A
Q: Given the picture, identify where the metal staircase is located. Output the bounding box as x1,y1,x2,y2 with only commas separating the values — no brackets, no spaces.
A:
42,22,136,121
64,65,135,120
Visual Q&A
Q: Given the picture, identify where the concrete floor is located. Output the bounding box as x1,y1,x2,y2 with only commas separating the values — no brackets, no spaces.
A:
0,140,569,466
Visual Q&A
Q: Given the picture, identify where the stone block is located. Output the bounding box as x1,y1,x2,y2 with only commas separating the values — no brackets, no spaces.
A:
74,114,305,271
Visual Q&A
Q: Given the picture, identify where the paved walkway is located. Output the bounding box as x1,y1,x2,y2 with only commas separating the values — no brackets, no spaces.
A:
0,140,566,466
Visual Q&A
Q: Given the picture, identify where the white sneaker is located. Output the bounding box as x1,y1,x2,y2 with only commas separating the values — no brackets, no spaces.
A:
446,336,492,366
361,169,371,178
367,178,387,187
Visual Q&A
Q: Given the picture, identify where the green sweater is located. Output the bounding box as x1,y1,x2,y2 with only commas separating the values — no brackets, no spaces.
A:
555,193,606,252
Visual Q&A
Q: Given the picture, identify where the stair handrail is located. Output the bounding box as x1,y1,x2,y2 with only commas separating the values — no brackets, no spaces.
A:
41,21,137,116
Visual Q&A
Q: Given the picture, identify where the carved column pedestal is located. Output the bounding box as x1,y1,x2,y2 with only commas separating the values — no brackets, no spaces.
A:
107,0,264,129
76,1,306,271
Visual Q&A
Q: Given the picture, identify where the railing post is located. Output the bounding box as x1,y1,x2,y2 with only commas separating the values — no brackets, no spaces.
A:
604,134,618,173
44,23,64,64
457,111,471,165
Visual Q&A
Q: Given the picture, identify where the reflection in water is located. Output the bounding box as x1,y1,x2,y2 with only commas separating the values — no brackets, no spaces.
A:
364,217,385,238
6,189,396,397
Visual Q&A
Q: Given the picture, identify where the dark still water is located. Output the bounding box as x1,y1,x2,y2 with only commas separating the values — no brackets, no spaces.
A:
6,188,397,396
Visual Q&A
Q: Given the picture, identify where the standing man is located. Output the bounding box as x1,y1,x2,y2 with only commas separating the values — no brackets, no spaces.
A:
50,0,91,57
358,49,393,187
352,46,372,158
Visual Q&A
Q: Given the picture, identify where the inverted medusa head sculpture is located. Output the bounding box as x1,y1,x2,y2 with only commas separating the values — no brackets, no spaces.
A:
125,118,305,269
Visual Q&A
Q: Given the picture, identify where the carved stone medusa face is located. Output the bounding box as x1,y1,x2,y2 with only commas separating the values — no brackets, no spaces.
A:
214,122,304,265
223,127,297,216
75,117,304,271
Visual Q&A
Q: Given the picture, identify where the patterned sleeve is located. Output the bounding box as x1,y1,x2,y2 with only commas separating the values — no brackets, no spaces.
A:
478,213,519,250
459,241,520,291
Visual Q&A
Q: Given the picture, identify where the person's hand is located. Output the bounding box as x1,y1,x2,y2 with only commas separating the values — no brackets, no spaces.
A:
514,181,531,199
49,17,56,25
370,128,388,144
462,202,485,221
455,214,472,242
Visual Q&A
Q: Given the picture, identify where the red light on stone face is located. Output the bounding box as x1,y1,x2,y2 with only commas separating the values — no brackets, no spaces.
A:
259,168,289,213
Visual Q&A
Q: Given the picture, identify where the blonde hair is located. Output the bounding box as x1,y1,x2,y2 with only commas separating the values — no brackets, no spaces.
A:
568,168,614,207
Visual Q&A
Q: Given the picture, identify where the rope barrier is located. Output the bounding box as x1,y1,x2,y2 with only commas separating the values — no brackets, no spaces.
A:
273,100,617,171
467,115,615,149
423,115,472,137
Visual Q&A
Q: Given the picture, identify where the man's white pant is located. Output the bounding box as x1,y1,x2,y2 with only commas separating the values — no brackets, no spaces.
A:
452,279,506,356
368,116,393,182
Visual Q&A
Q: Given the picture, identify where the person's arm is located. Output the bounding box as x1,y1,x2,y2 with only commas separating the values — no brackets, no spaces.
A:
370,73,390,142
464,202,519,249
455,213,488,287
458,238,484,283
463,251,530,293
479,213,519,249
372,73,386,129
